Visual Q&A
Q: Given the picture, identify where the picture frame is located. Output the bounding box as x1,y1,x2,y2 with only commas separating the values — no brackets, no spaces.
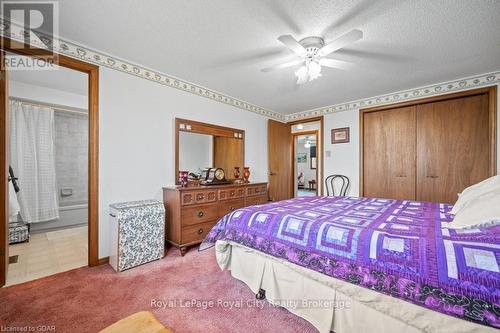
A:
310,145,317,169
331,127,350,144
296,153,307,163
310,156,317,169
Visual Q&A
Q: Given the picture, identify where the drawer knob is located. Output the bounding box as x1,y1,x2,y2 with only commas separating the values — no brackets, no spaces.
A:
197,228,204,235
197,211,204,218
230,207,235,211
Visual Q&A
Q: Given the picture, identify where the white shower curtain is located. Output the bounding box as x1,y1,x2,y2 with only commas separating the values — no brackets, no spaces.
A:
9,100,59,223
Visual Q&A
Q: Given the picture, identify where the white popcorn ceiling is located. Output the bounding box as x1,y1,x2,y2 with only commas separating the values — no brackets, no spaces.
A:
15,0,500,115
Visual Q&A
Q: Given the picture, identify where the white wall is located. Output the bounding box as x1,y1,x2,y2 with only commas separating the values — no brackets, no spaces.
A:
99,67,268,257
323,83,500,197
9,80,87,109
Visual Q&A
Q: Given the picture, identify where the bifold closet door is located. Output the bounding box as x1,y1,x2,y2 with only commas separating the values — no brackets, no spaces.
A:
416,94,490,204
363,106,416,200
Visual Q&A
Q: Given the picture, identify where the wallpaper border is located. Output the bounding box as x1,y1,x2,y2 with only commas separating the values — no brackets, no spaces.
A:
1,19,499,123
284,71,500,121
0,19,285,122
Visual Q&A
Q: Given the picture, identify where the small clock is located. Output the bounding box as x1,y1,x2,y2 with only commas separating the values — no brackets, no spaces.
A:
201,167,230,185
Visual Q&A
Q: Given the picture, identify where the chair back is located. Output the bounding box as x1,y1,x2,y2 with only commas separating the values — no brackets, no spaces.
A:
325,175,350,196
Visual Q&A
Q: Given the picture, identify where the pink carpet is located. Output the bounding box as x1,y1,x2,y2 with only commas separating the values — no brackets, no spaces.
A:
0,247,317,332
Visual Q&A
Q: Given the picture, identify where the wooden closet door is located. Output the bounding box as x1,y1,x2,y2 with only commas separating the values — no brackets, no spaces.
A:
363,106,416,200
416,94,490,204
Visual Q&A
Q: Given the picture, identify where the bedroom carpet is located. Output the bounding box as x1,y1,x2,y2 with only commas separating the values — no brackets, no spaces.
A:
0,247,317,333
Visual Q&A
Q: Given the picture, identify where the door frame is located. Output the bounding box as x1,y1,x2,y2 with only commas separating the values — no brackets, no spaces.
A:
359,86,497,196
292,130,319,197
0,37,100,287
287,116,324,196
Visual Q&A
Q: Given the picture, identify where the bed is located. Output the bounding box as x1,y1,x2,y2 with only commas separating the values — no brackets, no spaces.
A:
201,196,500,333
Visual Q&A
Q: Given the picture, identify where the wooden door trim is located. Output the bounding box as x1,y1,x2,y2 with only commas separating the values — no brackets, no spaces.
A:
0,51,8,286
291,130,319,197
287,116,324,195
0,37,100,287
359,86,497,196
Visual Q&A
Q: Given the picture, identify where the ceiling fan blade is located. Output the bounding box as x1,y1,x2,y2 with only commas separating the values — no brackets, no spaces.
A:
278,35,307,57
317,29,363,58
320,58,355,70
261,59,303,72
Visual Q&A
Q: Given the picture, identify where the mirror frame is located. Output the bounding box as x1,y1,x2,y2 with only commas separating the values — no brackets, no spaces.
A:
175,118,245,185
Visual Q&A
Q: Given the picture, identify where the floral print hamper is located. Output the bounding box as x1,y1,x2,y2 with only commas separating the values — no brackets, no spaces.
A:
109,200,165,272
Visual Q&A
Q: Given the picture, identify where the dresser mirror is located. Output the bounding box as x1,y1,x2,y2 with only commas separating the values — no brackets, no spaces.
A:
175,118,244,185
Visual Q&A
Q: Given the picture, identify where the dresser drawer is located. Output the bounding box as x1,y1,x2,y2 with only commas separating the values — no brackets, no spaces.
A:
181,221,216,244
247,185,268,197
181,204,219,226
246,195,268,207
181,190,217,206
219,199,245,216
219,187,245,201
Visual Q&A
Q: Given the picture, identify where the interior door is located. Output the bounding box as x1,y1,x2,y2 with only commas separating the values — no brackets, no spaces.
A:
0,51,9,287
363,106,416,200
268,119,292,201
416,94,490,204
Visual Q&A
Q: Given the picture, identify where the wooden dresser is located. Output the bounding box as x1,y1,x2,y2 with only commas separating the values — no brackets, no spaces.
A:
163,182,268,255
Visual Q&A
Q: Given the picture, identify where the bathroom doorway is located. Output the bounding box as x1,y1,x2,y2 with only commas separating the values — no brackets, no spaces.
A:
0,41,99,287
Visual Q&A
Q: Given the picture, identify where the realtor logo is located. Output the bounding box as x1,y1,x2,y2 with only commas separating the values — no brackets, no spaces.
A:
1,1,59,69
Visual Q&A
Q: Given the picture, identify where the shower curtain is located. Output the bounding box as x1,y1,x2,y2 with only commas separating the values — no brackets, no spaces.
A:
9,100,59,223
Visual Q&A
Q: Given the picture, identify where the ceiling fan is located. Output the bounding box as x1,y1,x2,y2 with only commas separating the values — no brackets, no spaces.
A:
261,29,363,84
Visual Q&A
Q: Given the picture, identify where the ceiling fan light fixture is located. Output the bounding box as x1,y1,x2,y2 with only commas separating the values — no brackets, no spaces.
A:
295,65,308,84
308,60,322,81
295,60,322,84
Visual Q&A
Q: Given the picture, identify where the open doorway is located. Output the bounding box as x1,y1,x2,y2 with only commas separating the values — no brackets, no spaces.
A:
1,40,100,287
290,119,323,198
6,54,89,285
293,131,318,197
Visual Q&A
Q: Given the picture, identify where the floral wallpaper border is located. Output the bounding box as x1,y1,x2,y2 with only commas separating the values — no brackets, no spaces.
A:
0,19,285,121
1,19,498,123
285,71,500,121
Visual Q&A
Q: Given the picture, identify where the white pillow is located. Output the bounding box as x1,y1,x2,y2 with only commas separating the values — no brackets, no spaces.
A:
446,188,500,229
451,175,500,215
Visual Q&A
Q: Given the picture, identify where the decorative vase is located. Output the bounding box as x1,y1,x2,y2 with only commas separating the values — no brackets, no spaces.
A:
234,167,241,182
179,171,188,187
243,167,250,183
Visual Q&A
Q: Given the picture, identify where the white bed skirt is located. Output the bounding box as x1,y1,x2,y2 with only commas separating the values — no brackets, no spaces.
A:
214,241,495,333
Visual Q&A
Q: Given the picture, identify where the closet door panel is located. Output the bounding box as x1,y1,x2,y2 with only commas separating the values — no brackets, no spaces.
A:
363,106,416,200
416,94,490,204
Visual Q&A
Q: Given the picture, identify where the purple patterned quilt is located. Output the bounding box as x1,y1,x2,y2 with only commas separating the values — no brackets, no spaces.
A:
201,196,500,328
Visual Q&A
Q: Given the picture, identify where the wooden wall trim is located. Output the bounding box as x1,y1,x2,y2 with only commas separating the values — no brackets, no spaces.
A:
489,86,498,175
98,256,109,265
0,37,100,286
359,86,498,196
0,51,8,286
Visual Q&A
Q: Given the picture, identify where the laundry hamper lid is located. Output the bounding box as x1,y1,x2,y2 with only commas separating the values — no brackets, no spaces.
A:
109,199,163,211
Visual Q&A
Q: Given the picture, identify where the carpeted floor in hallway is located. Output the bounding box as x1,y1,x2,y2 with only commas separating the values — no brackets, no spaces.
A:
0,246,317,333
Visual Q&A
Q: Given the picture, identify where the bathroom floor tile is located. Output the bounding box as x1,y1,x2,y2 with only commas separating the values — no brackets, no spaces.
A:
6,226,88,287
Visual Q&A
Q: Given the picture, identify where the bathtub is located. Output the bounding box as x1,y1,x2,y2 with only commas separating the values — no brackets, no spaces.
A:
30,201,88,233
